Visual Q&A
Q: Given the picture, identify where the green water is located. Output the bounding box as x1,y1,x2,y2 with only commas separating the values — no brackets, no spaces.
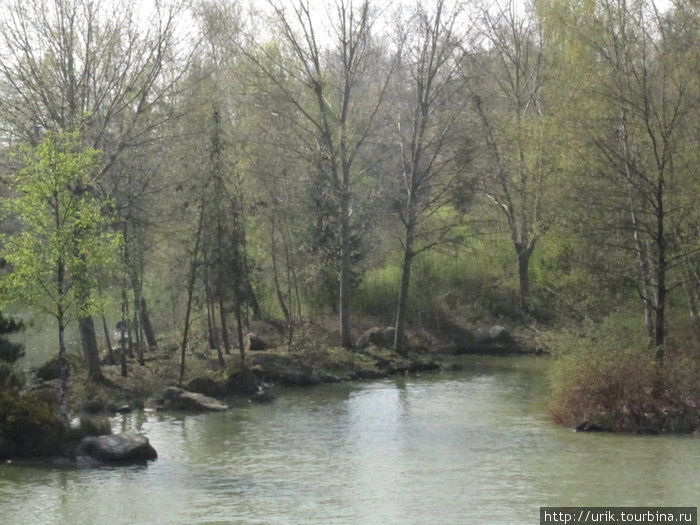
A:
1,356,698,524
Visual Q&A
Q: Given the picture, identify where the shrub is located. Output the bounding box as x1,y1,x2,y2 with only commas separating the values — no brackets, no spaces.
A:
0,362,24,392
0,391,66,457
549,344,700,433
0,312,24,364
73,415,111,438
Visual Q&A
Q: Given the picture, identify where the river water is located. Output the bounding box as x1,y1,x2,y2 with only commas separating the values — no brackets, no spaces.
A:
1,356,698,524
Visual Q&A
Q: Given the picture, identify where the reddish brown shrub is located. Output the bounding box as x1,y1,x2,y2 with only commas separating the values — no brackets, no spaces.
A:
549,345,700,433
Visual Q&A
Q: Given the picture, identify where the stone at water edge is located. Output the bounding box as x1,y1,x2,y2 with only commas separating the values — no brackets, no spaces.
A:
76,432,158,463
488,325,510,342
154,386,230,411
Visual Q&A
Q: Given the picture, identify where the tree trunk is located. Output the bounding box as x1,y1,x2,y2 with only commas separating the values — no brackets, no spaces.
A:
205,280,217,350
56,254,69,428
131,270,157,352
619,109,656,341
179,270,197,383
124,297,134,359
284,226,299,343
120,286,129,377
517,246,533,312
630,209,655,340
133,308,144,366
235,295,245,366
179,203,205,384
79,315,103,382
682,262,700,335
101,313,115,365
214,307,225,370
242,277,261,321
339,195,352,348
219,299,231,355
395,211,416,355
139,297,158,350
130,282,144,366
654,181,666,363
207,286,225,369
270,210,292,336
57,314,69,429
282,222,303,322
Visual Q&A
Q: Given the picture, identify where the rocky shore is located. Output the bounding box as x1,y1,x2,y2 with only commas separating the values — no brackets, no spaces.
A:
2,319,545,464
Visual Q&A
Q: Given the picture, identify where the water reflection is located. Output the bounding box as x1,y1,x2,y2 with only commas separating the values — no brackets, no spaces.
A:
1,356,698,524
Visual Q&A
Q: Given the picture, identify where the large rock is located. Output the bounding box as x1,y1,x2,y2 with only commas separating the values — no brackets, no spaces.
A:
274,370,321,387
153,387,230,412
36,355,68,381
382,326,396,346
575,421,607,433
470,324,515,352
250,388,275,404
489,325,511,343
185,377,226,399
355,327,395,349
225,369,259,396
245,333,268,352
76,432,157,463
473,327,491,345
354,369,387,380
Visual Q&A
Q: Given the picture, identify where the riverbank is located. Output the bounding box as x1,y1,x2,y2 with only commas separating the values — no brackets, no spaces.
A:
26,317,544,414
1,317,545,459
2,339,443,462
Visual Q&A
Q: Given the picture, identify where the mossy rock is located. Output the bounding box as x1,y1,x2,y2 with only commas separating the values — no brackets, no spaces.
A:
36,353,82,381
224,368,258,396
185,376,226,399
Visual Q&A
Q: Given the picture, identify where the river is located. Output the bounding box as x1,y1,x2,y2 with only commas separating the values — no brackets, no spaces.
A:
1,355,698,524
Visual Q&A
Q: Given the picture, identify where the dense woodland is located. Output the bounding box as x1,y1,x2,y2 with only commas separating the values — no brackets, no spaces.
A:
0,0,699,435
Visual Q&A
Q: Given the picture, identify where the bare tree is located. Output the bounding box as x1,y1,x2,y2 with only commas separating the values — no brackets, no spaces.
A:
392,0,472,353
579,0,695,360
466,0,549,312
246,0,394,347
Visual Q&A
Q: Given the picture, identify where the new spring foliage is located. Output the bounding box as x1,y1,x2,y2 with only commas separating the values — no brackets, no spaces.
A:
2,131,122,322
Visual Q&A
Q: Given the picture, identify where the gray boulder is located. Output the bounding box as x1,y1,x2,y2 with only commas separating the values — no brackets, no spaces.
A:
76,432,157,463
225,369,259,396
250,388,275,404
245,333,267,352
154,387,230,412
185,377,226,399
473,327,491,345
355,327,395,349
473,325,511,346
382,326,396,346
489,325,510,342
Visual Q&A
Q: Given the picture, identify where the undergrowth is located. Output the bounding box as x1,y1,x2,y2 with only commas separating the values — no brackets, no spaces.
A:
547,317,700,433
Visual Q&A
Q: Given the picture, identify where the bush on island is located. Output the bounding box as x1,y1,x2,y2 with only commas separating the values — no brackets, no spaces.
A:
549,345,700,433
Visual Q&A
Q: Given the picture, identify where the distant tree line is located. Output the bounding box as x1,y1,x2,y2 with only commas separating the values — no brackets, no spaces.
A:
0,0,697,394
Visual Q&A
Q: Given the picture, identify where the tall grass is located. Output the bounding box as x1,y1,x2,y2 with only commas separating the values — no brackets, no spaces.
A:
352,245,519,327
